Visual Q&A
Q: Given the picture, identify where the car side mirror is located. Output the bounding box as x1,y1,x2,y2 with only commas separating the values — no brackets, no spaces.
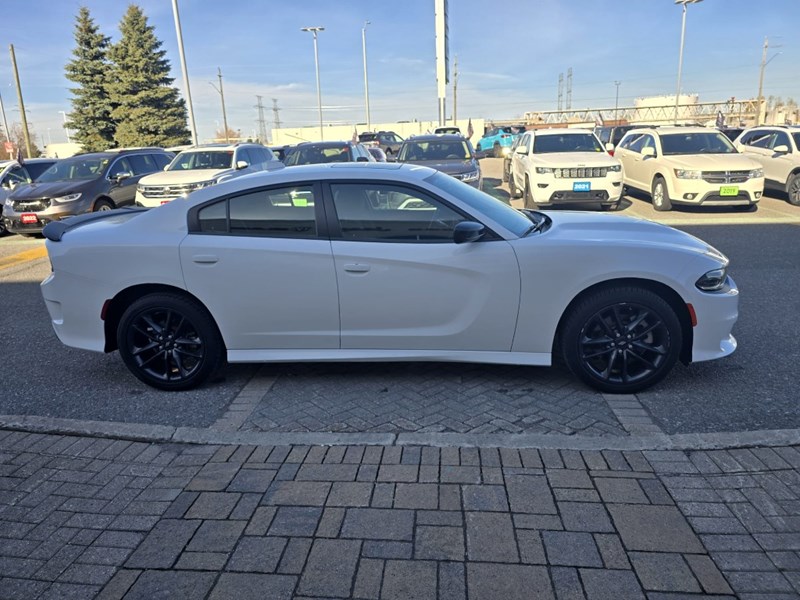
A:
114,171,133,181
773,144,790,154
235,160,249,170
453,221,485,244
515,146,529,155
641,147,656,158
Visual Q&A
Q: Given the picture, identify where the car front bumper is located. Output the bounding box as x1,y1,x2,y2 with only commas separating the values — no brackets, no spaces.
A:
530,174,623,206
668,178,763,206
689,275,739,363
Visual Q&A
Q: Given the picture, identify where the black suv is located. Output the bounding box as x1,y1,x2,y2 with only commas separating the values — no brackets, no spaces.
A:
283,141,375,166
357,131,404,157
396,134,482,189
3,148,173,236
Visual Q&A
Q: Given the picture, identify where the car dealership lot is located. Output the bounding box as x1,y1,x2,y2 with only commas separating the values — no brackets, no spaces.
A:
1,170,798,437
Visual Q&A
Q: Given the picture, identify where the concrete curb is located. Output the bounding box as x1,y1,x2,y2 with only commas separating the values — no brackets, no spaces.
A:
4,413,800,451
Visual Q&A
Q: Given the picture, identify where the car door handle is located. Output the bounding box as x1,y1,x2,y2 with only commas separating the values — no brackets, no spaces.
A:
192,254,219,264
344,263,370,273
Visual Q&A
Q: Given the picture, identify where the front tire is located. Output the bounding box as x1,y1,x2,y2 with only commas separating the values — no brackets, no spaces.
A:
117,293,225,391
787,173,800,206
509,171,521,198
560,286,682,394
502,163,509,183
524,176,537,209
94,199,114,212
651,176,672,212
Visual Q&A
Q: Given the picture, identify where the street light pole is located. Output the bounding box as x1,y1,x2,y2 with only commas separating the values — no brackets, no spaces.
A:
673,0,703,125
362,21,371,132
58,110,71,143
302,26,325,141
209,68,230,143
614,81,621,124
171,0,198,146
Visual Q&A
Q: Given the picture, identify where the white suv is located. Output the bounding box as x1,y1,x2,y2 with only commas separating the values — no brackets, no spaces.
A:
733,126,800,206
615,127,764,211
509,129,623,210
135,143,283,207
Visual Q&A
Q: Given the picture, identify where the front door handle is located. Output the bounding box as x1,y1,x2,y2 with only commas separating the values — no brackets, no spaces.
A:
192,254,218,264
344,263,370,273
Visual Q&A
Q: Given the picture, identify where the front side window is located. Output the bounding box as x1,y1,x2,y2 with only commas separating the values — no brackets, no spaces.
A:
108,157,133,178
151,153,172,170
771,131,791,150
331,182,465,243
5,166,31,186
197,185,318,238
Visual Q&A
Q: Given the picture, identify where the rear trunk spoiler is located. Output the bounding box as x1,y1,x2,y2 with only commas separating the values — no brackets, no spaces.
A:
42,207,149,242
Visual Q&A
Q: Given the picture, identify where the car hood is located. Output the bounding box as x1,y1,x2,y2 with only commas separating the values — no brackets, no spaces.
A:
9,180,96,200
541,210,724,259
138,168,232,185
533,152,619,168
662,153,760,171
400,159,478,175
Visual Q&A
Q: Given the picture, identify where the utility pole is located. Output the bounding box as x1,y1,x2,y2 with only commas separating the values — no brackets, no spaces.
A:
557,73,564,111
255,95,268,144
566,67,573,110
209,67,230,143
614,81,621,124
361,21,371,132
755,37,781,126
9,44,32,157
301,26,325,141
452,55,458,125
171,0,198,146
272,99,281,131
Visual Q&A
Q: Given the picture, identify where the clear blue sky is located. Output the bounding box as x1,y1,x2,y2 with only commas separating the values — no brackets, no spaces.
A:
3,0,798,144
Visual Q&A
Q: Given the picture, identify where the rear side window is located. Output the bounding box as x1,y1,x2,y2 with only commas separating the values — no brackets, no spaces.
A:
128,154,157,175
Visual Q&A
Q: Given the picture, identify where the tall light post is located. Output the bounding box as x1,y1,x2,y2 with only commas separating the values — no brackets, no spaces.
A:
209,67,229,143
756,37,781,126
58,110,71,143
361,21,371,132
614,81,621,124
673,0,703,124
171,0,198,146
301,26,325,141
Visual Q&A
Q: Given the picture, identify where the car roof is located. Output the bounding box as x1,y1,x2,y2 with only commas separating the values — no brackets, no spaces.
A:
405,134,466,142
640,126,718,136
292,141,356,148
531,128,593,136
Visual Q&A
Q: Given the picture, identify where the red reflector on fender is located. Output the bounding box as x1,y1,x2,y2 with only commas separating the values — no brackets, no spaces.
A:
687,303,697,327
101,300,111,321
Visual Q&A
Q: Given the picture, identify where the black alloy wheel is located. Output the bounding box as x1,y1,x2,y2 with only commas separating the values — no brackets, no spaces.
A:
117,293,225,391
561,286,682,393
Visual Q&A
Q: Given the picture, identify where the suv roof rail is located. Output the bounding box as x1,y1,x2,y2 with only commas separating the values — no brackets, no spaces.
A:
105,146,168,153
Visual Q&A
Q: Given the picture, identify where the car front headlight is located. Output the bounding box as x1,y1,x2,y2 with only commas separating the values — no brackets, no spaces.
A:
749,168,764,178
696,267,728,292
674,169,702,180
535,167,553,174
52,193,82,203
607,164,622,172
459,171,480,182
189,180,216,190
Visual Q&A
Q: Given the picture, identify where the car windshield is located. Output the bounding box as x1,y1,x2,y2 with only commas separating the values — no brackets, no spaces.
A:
358,133,378,142
427,171,531,237
533,133,604,153
660,132,737,155
169,151,233,170
285,145,353,166
399,141,471,161
36,157,109,182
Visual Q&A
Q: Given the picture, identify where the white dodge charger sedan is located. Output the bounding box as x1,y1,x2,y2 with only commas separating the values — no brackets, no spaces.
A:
40,163,738,394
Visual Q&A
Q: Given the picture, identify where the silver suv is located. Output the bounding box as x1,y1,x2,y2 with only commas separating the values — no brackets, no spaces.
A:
734,126,800,206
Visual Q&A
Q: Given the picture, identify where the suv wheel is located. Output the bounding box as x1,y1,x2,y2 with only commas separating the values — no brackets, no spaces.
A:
651,176,672,211
787,172,800,206
94,199,114,211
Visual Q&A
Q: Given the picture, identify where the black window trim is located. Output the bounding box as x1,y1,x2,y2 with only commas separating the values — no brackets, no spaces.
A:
187,180,329,239
320,178,501,244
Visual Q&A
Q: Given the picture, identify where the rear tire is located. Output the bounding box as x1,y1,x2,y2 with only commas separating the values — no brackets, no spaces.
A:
117,293,225,391
651,176,672,212
787,173,800,206
560,286,682,394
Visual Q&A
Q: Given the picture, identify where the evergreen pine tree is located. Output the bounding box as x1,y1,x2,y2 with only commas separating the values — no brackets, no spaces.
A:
108,4,189,148
64,7,115,152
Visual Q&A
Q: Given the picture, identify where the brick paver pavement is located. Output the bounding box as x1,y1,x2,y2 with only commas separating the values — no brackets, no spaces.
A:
2,429,800,598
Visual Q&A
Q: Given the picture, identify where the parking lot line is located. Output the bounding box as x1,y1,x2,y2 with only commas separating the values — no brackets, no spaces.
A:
0,246,47,271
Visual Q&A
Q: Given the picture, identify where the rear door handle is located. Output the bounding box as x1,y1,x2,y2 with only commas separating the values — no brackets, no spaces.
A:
344,263,370,273
192,254,218,264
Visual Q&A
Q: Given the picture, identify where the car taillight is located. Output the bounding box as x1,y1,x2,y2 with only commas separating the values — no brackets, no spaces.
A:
607,150,615,156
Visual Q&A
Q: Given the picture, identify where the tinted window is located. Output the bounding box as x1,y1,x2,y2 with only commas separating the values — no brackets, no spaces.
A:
793,133,800,150
37,156,109,182
331,182,465,243
198,200,227,233
627,135,647,153
749,133,773,149
128,153,157,175
618,134,640,150
399,140,471,161
229,186,317,237
660,132,737,155
771,131,791,150
108,157,133,178
236,148,254,167
170,151,233,170
595,128,611,143
285,144,353,165
25,162,55,180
